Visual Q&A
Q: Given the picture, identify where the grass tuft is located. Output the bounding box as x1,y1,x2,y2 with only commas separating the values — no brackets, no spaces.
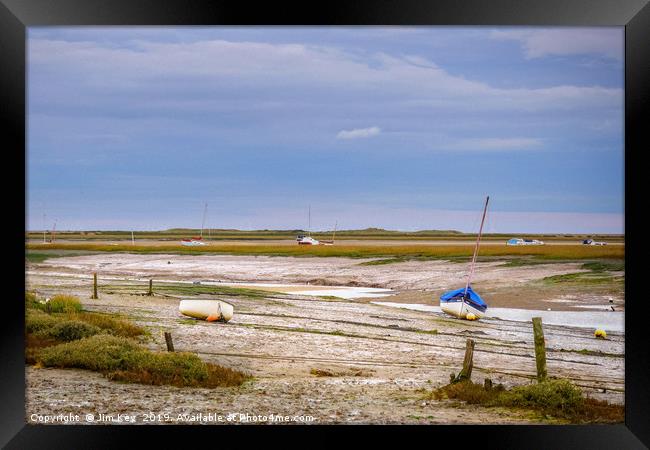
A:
431,379,622,423
72,312,146,338
48,295,83,313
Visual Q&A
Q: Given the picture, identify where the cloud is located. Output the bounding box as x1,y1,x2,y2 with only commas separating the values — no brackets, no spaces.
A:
490,28,623,60
336,126,381,140
28,37,622,116
448,137,543,151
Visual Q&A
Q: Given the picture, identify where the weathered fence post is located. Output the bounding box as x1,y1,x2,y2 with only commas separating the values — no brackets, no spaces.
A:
91,273,98,299
147,279,153,296
453,338,475,383
532,317,547,382
164,332,174,352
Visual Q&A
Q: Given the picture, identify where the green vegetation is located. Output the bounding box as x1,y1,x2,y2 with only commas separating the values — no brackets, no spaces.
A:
431,379,623,423
44,320,102,342
25,292,249,388
542,272,622,285
358,257,408,266
581,260,625,272
554,348,624,358
28,294,83,313
539,259,625,289
25,252,51,263
37,335,249,387
25,249,101,263
26,242,624,260
152,283,276,299
26,228,625,242
415,329,439,335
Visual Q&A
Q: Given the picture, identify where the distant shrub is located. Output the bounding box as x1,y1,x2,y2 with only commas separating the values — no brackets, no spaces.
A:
431,378,620,423
48,295,82,313
46,320,101,342
500,379,584,412
25,310,58,334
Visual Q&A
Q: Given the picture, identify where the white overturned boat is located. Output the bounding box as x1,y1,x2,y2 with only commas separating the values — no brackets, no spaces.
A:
439,196,490,320
179,299,234,322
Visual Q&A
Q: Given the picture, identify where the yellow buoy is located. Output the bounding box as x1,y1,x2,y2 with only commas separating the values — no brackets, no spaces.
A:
594,329,607,339
466,313,477,321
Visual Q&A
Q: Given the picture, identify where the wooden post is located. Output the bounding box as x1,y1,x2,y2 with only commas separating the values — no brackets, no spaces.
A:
532,317,547,382
164,332,174,352
91,273,98,299
453,338,475,383
45,301,51,314
147,279,153,296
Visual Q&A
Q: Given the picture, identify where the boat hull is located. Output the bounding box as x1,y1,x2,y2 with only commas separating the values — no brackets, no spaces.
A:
179,299,234,322
181,240,206,246
440,298,486,319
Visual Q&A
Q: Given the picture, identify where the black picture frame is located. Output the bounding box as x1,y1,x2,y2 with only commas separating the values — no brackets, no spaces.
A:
2,0,648,447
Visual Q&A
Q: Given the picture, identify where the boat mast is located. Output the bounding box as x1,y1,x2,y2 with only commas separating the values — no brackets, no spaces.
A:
332,221,337,243
308,205,311,237
200,203,208,238
464,196,489,296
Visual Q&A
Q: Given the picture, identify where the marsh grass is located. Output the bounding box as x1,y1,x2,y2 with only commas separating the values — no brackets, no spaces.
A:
37,335,249,387
25,293,248,387
581,260,625,272
431,379,623,423
358,257,408,266
25,252,51,263
73,311,147,338
26,293,146,339
542,272,623,285
26,293,83,314
27,242,624,260
47,295,83,313
153,283,274,298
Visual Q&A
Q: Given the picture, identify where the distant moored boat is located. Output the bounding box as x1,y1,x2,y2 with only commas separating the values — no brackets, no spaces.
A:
181,203,209,246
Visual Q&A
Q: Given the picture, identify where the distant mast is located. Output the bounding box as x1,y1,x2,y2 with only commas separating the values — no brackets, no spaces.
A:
200,203,208,239
308,205,311,237
464,196,489,296
42,214,47,243
131,231,135,245
332,221,337,243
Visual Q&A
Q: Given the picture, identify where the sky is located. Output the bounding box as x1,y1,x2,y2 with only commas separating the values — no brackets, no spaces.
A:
26,27,624,233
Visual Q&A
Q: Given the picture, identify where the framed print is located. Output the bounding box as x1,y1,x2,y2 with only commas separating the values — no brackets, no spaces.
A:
2,0,648,447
